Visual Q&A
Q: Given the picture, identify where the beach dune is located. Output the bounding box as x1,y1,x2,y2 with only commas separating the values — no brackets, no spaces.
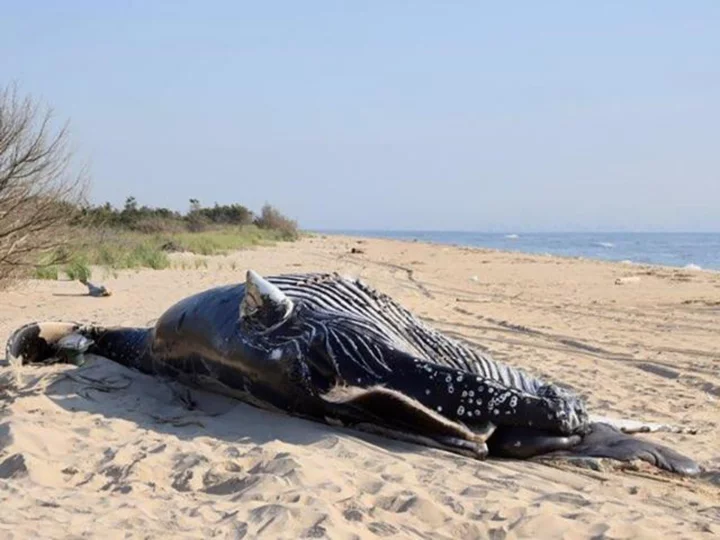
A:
1,235,718,539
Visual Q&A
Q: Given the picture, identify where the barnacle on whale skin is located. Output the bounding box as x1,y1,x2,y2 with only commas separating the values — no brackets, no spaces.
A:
536,383,590,435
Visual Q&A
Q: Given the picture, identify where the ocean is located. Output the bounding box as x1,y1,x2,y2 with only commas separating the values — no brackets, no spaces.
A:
319,231,720,271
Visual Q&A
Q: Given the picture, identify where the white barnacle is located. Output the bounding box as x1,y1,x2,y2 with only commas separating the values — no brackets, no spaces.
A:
445,375,452,383
509,396,518,408
270,348,283,360
493,409,499,415
437,406,443,412
476,399,482,406
457,405,465,416
474,409,480,416
468,390,475,397
461,390,468,398
425,389,431,395
456,374,463,382
448,385,455,394
487,387,494,394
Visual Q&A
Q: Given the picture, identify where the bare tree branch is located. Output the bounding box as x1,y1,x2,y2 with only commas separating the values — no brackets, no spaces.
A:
0,82,89,288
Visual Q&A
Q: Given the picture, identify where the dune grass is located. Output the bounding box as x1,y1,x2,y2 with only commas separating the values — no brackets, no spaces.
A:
169,225,288,255
34,264,60,280
33,225,296,280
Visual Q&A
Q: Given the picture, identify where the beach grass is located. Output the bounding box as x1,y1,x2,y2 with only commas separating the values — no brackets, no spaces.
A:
33,225,297,280
169,225,290,255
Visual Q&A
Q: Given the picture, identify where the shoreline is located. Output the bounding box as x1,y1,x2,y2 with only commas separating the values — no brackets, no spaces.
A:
312,230,720,274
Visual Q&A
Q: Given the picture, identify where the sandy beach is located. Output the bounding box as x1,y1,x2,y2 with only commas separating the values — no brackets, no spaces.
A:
1,234,718,539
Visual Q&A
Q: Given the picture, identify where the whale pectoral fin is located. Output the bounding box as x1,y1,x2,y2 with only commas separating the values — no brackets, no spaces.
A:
487,426,582,459
545,422,701,476
240,270,294,330
320,384,495,458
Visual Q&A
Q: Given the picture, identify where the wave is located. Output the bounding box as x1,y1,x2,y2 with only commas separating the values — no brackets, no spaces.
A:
505,234,519,239
593,242,615,248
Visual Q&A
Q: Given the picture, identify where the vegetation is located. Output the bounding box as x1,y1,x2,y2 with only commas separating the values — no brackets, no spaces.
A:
0,83,300,288
0,82,88,288
29,199,300,281
79,196,298,240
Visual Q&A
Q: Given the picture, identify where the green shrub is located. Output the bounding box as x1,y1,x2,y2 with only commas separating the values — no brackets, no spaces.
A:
253,204,299,240
35,265,59,280
64,259,92,282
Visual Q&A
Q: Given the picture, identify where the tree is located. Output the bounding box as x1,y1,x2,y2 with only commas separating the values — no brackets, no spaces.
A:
123,196,138,213
254,203,298,239
0,82,88,287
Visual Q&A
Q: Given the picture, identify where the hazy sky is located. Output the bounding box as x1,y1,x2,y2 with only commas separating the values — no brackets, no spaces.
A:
3,2,718,231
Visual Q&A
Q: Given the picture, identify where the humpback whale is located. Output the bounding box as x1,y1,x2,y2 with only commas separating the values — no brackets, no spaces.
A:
5,270,700,475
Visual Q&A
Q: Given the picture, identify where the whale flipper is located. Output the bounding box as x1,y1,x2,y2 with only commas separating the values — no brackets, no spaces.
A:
240,269,294,330
320,384,495,458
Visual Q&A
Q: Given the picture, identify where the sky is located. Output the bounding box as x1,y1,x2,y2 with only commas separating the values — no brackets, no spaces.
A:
2,1,719,232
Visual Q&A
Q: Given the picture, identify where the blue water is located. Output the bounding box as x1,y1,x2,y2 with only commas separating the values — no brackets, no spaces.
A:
319,231,720,271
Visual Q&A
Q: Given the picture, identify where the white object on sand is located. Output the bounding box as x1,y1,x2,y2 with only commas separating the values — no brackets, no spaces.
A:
614,276,641,285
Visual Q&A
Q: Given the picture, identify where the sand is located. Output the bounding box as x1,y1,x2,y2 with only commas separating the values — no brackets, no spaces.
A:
1,234,718,539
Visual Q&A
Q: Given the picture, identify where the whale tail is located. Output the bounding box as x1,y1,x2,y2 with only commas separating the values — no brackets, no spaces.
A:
5,320,155,375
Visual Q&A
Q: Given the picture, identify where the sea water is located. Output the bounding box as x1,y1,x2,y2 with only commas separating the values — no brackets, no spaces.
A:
319,231,720,271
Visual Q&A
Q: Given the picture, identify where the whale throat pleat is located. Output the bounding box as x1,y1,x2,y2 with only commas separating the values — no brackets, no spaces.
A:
265,273,544,394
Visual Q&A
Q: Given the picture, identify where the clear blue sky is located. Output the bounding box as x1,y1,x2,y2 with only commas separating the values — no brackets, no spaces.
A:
3,2,718,232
